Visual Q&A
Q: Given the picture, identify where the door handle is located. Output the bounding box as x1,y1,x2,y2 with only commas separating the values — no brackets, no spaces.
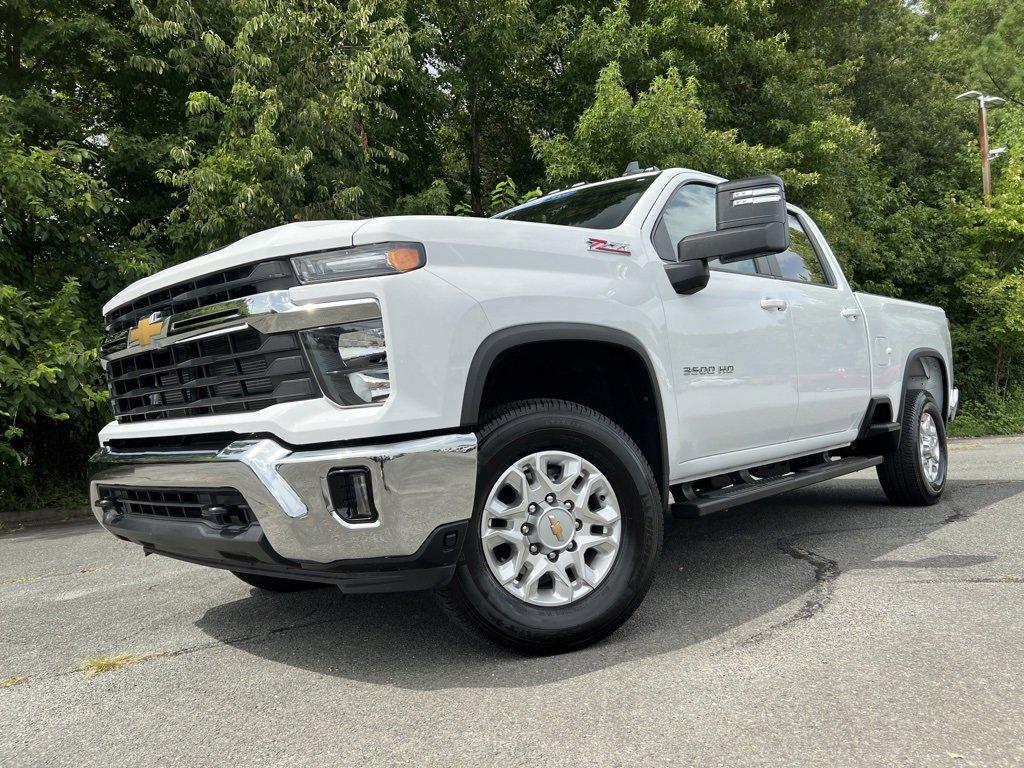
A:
760,298,788,311
840,307,860,321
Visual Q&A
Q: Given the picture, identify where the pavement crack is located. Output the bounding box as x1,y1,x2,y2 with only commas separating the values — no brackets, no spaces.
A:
8,611,342,686
776,539,841,619
904,574,1024,585
943,508,974,525
740,538,840,646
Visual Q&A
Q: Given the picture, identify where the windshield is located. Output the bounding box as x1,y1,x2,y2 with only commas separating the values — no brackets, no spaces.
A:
494,174,659,229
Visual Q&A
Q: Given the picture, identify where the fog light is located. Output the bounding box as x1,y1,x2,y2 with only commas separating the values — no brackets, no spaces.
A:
326,468,378,524
300,319,389,406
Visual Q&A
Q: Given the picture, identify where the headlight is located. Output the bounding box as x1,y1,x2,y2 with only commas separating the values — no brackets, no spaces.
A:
291,242,425,284
300,320,390,406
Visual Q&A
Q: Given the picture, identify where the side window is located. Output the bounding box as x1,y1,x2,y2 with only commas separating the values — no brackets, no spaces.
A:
652,183,758,275
775,215,831,285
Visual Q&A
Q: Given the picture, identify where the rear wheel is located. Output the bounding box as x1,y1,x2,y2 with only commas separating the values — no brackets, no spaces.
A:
440,399,663,654
231,571,325,592
877,389,947,505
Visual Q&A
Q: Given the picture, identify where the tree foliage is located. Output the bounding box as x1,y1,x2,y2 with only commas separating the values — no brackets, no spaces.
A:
132,0,412,255
2,0,1024,509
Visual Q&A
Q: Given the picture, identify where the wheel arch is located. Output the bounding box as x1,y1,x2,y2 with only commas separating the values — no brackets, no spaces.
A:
898,348,949,423
460,323,670,508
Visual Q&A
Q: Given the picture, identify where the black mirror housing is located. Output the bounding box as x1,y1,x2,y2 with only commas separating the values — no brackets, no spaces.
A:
678,174,790,263
715,174,787,231
664,259,710,295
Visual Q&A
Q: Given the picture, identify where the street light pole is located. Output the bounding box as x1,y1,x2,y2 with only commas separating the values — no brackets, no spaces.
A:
978,97,992,203
957,90,1006,207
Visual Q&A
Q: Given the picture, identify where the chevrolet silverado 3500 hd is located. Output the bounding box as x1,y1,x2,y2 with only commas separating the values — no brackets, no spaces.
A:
90,168,958,652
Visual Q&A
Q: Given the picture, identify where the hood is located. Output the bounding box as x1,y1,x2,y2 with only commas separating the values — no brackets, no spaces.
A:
103,219,369,316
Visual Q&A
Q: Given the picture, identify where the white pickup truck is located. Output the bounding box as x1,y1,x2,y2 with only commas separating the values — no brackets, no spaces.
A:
90,167,958,652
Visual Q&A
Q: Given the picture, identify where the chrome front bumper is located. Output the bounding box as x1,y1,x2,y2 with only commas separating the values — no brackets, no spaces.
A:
89,433,477,563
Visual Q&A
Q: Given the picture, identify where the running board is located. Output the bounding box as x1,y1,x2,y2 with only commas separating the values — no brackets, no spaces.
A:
671,455,884,518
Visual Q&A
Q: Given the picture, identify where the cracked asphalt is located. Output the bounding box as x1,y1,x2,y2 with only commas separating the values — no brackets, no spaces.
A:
2,436,1023,767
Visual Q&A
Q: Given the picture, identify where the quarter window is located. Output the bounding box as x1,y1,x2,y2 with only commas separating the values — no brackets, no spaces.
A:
775,215,830,285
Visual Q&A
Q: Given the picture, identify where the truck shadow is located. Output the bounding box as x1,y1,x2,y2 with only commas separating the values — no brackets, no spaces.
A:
194,476,1022,690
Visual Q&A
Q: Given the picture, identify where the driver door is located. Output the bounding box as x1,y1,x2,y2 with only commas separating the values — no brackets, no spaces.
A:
651,182,799,471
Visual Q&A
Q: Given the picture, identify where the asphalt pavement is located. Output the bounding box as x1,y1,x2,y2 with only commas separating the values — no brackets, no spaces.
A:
2,436,1023,767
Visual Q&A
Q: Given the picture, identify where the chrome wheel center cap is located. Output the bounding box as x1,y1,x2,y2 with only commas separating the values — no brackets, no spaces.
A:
536,506,575,550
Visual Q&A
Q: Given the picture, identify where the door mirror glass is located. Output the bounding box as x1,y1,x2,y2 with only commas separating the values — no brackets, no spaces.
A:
678,175,790,263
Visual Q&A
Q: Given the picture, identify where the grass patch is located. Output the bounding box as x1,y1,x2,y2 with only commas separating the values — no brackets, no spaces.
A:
0,675,27,689
80,652,151,677
948,389,1024,438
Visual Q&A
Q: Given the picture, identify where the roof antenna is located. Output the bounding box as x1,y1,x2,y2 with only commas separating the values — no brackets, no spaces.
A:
622,161,641,176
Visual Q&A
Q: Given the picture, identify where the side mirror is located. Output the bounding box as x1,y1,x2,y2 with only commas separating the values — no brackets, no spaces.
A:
677,175,790,264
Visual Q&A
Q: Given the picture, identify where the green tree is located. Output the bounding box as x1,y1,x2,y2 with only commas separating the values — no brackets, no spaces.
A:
0,103,143,510
132,0,413,257
408,0,556,214
534,62,802,185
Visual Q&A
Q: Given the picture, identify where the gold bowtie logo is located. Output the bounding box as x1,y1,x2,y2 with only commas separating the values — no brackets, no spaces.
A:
129,316,165,348
547,515,565,542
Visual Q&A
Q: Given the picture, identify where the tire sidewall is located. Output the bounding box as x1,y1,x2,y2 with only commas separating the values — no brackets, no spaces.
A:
909,391,947,498
454,404,661,647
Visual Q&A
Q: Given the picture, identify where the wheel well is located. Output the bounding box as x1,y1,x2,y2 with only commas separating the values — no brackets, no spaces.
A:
471,339,666,505
903,352,947,421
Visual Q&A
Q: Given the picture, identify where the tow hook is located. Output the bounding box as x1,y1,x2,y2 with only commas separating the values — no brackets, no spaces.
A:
94,497,122,521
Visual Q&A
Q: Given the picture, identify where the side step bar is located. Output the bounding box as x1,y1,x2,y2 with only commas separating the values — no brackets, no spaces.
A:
671,455,884,518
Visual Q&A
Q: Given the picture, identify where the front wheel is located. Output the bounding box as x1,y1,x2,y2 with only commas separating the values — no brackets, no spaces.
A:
440,399,663,654
877,389,948,505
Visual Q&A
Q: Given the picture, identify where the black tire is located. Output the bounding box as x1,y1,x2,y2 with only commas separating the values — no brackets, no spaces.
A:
877,389,947,505
231,571,326,592
440,399,663,654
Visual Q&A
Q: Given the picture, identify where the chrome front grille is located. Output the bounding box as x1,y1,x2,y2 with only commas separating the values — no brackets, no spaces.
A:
104,259,298,336
102,259,384,424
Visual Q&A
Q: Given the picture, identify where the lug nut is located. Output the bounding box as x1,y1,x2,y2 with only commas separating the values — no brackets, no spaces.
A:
575,519,583,531
545,493,556,504
521,523,531,535
547,551,559,562
563,500,574,511
529,544,540,555
528,503,538,513
567,541,577,552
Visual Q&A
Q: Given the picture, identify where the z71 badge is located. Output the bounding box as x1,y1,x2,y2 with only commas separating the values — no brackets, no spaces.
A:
586,237,631,255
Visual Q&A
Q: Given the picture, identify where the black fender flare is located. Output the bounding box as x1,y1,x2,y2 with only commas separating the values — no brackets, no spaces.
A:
898,347,950,422
459,322,670,506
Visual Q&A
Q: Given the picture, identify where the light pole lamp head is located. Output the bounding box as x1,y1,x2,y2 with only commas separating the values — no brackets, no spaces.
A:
983,96,1006,107
988,147,1008,160
956,90,984,102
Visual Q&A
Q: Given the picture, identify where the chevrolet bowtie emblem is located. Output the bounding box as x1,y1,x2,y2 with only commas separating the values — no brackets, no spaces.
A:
547,515,565,542
128,315,165,348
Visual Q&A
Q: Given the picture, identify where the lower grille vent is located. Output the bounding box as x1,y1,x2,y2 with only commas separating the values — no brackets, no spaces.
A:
97,486,254,527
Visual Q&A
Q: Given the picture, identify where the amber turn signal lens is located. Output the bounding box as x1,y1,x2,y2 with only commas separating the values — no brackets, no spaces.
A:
292,242,425,283
387,246,424,272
